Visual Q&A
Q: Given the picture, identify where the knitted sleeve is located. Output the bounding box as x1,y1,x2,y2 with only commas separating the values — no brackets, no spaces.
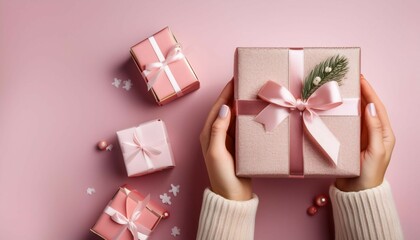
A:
196,188,259,240
330,180,404,240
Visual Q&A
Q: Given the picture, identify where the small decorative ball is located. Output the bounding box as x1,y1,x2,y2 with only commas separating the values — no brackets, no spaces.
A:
315,194,328,207
313,76,321,86
325,66,332,73
97,141,108,151
307,206,318,216
162,211,170,219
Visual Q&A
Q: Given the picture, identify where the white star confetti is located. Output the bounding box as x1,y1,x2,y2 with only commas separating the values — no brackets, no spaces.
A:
122,79,133,91
86,187,96,195
171,226,181,237
169,184,180,197
160,193,172,205
106,144,113,151
112,78,122,88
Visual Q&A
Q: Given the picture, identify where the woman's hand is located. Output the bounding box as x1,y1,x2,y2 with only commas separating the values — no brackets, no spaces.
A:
199,80,252,201
335,75,396,192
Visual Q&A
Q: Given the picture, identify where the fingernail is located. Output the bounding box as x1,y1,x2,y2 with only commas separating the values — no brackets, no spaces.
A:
368,103,376,117
360,73,365,79
219,104,229,118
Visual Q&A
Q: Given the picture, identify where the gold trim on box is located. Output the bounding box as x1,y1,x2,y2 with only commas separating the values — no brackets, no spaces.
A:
90,228,107,240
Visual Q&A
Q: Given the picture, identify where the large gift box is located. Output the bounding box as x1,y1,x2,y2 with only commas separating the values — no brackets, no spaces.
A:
91,185,168,240
234,47,361,177
131,27,200,105
117,119,175,177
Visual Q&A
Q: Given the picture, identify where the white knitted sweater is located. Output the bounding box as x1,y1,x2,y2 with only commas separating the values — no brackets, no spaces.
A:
196,181,403,240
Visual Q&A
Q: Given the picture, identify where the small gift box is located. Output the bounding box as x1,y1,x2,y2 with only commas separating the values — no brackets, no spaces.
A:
91,185,168,240
131,27,200,105
117,119,175,177
235,47,361,177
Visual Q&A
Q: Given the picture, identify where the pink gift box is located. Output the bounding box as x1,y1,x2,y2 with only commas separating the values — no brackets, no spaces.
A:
131,27,200,105
234,47,361,178
91,185,167,240
116,119,175,177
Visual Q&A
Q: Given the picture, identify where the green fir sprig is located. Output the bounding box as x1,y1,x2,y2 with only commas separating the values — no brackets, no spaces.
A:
301,55,349,100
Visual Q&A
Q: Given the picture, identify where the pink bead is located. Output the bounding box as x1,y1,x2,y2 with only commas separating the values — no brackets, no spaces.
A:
307,206,318,216
97,141,108,151
162,211,170,219
296,99,307,111
315,194,328,207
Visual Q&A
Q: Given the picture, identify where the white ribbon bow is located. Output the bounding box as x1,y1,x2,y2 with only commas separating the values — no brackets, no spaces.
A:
105,193,151,240
122,130,162,170
142,36,184,92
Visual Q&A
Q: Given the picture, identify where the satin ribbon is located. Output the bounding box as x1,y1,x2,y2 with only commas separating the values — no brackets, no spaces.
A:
105,189,152,240
122,129,162,170
255,80,342,165
142,36,184,94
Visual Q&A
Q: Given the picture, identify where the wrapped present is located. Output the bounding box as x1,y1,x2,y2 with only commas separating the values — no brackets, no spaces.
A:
234,47,361,178
91,185,168,240
117,119,175,177
131,27,200,105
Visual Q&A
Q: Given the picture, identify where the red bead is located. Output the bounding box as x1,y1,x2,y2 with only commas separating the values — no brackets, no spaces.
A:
315,194,328,207
307,206,318,216
162,211,170,219
97,141,108,151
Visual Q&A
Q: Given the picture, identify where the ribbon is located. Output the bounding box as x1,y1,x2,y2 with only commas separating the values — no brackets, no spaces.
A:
104,189,152,240
255,80,342,165
142,36,184,94
121,128,163,171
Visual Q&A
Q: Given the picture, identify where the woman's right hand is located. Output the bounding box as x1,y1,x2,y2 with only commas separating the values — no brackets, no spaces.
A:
335,75,396,192
199,80,253,201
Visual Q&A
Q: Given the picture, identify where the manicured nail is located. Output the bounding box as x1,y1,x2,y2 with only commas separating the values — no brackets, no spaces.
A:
368,103,376,117
219,104,229,118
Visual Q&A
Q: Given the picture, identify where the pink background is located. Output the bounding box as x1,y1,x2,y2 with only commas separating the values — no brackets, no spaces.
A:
0,0,418,239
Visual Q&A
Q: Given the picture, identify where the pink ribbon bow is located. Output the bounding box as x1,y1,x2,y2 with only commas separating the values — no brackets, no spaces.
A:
255,80,343,165
142,44,184,91
106,191,152,240
122,131,162,168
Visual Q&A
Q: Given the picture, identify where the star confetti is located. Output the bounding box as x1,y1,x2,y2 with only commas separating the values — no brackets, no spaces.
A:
112,78,122,88
86,187,96,195
160,193,172,205
171,226,181,237
122,79,133,91
106,144,113,151
169,184,180,197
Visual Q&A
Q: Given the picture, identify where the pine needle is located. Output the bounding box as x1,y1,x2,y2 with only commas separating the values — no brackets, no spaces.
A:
301,55,349,100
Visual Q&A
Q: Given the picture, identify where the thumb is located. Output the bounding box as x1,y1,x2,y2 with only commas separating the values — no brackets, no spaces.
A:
365,103,385,156
208,104,231,151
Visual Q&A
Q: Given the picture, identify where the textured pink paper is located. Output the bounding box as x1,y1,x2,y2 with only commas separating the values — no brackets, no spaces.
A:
131,27,199,105
2,1,418,239
235,47,361,177
116,119,175,177
91,185,166,239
